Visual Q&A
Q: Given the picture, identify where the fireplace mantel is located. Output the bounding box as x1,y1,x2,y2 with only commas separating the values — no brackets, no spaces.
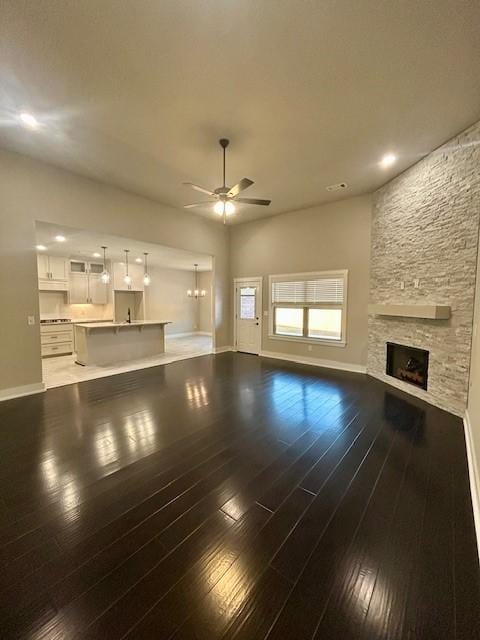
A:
369,304,451,320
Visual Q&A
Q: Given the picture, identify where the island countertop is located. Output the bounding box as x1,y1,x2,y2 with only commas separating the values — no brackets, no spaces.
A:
75,321,171,365
75,320,171,330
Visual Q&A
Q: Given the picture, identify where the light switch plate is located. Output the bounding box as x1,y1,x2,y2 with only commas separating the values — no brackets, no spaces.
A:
414,278,420,289
263,310,268,316
400,281,405,290
27,315,35,325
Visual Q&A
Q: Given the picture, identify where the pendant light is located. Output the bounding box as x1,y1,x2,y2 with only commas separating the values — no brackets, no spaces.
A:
143,252,151,286
123,249,132,285
100,246,110,284
187,263,206,298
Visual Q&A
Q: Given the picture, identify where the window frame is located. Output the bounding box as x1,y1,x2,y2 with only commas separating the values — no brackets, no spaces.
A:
268,270,348,347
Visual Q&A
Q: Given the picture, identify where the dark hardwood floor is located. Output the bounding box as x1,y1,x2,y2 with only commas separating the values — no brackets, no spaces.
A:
0,352,478,639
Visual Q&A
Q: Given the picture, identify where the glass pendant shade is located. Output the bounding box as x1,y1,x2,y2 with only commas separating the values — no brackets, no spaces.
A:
123,249,131,285
143,253,151,286
214,200,235,216
100,246,110,284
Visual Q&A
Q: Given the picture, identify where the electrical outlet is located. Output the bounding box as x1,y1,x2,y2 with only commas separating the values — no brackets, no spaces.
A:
399,281,405,290
414,278,420,289
263,310,268,316
27,315,35,326
307,345,313,352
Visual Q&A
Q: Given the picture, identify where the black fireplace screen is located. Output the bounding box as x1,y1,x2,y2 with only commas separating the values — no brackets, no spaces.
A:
386,342,429,391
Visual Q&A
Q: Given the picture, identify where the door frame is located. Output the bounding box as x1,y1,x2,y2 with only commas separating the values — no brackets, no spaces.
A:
233,276,263,354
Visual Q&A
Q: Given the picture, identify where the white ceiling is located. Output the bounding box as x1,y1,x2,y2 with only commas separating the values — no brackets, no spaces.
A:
35,221,212,271
1,1,480,224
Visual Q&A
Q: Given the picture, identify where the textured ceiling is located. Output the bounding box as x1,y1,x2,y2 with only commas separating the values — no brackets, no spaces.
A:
1,1,480,224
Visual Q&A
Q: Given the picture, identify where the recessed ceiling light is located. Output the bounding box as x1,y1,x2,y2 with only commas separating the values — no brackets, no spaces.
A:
92,252,101,258
36,244,47,251
55,235,66,242
135,257,143,263
380,153,397,168
18,112,39,129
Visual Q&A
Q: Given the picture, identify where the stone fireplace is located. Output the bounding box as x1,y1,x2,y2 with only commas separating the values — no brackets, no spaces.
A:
367,121,480,417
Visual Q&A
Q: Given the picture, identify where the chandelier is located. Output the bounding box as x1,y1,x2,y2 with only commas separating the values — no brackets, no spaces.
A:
187,263,206,298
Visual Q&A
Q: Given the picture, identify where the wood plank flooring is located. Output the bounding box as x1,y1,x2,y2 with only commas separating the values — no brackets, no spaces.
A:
0,352,478,639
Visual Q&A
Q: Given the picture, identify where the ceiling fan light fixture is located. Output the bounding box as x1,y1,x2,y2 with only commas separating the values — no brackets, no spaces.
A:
214,200,235,216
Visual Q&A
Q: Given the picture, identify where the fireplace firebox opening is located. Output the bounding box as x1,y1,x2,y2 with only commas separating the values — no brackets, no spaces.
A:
386,342,429,391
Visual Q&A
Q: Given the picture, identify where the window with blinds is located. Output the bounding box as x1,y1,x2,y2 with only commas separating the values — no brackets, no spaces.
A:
271,277,344,305
269,271,347,344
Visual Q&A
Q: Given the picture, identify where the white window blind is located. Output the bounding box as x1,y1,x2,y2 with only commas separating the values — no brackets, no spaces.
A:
272,276,344,305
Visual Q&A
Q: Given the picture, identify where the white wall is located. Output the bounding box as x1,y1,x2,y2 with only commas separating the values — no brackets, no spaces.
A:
144,266,200,335
0,148,229,394
198,271,213,334
229,195,372,367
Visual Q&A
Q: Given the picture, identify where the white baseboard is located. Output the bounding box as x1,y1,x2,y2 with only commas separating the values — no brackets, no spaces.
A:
259,349,367,374
0,381,46,402
197,331,213,336
464,410,480,562
214,346,233,354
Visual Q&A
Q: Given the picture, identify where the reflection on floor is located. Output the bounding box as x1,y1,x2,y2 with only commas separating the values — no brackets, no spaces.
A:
42,333,213,388
1,353,478,639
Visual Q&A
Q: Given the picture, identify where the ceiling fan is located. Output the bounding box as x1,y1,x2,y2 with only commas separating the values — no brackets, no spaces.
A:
183,138,271,223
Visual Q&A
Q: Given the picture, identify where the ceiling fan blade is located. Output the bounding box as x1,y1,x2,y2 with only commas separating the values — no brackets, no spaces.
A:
183,182,215,196
235,197,271,206
184,202,212,208
227,178,254,197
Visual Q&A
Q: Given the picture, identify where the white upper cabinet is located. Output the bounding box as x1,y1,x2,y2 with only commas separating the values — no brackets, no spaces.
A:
37,254,50,280
49,256,68,280
37,255,69,290
113,262,144,292
88,274,108,304
88,262,104,275
70,260,87,274
69,272,89,303
68,261,109,304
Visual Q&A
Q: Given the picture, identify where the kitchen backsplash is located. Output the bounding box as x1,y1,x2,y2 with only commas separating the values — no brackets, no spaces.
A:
39,291,113,320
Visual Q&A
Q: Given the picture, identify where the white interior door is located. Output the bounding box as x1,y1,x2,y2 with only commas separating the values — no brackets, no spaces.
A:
235,279,262,355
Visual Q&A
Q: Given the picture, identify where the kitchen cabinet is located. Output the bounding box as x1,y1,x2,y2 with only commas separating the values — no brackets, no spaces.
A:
88,274,108,304
113,262,144,292
68,262,109,304
37,255,69,291
69,273,89,303
70,260,87,274
40,323,73,357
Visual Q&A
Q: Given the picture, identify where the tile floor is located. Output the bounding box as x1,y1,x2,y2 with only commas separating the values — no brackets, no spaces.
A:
42,333,213,388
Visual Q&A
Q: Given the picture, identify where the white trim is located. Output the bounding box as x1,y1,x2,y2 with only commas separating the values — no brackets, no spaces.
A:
0,382,46,402
267,334,346,348
464,410,480,562
196,331,213,336
233,277,263,355
268,268,348,280
214,346,233,354
259,349,366,374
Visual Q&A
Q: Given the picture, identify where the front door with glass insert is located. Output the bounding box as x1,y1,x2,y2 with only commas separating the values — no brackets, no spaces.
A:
235,280,262,354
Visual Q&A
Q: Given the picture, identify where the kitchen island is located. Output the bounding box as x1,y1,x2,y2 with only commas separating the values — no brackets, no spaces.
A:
75,321,171,366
